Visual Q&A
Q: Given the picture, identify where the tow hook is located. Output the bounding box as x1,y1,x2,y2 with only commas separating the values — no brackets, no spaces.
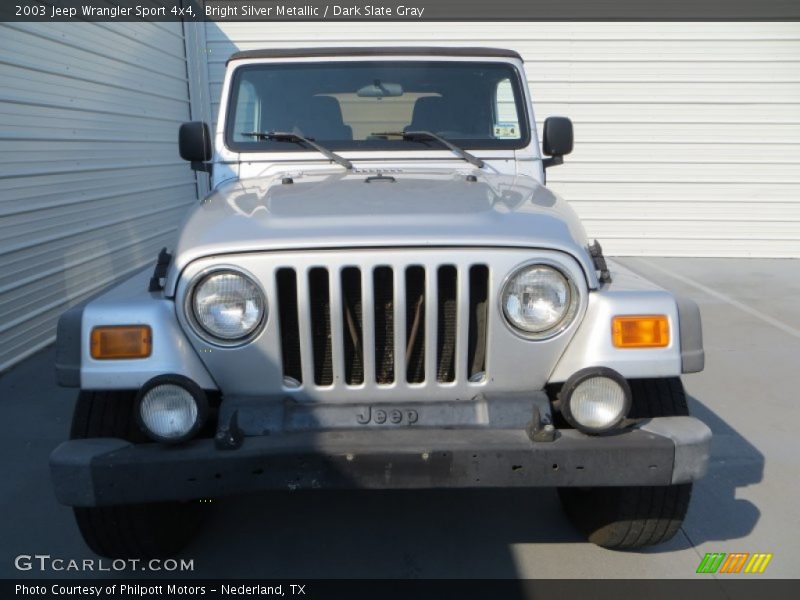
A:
527,405,557,442
215,410,245,450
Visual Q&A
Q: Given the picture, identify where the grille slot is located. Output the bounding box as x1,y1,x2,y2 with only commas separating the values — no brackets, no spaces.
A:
373,266,395,384
276,268,302,385
341,267,364,385
308,268,333,386
436,265,458,383
405,266,426,383
468,265,489,381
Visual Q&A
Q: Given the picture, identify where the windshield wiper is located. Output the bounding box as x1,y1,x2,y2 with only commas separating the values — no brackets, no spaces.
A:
240,131,353,170
372,130,485,169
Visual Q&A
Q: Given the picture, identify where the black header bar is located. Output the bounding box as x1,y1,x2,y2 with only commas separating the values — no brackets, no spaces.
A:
2,0,799,22
5,579,800,600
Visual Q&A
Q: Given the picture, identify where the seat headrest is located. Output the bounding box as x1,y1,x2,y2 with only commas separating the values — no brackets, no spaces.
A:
307,96,345,122
407,97,452,132
296,96,353,140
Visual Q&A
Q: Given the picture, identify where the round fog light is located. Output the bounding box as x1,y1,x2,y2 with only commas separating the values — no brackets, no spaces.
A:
136,376,207,443
561,368,631,434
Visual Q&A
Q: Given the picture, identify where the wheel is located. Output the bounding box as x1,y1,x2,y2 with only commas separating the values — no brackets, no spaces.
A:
70,390,203,558
558,377,693,549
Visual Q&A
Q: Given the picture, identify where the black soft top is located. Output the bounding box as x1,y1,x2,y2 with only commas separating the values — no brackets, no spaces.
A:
226,46,523,65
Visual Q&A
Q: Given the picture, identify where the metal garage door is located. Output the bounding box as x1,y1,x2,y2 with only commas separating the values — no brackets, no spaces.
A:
201,21,800,258
0,22,200,372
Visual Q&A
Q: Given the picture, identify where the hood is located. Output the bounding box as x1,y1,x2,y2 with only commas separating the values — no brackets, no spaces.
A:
165,170,596,293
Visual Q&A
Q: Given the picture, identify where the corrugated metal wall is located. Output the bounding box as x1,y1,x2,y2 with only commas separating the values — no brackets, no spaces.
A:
0,22,198,372
201,21,800,258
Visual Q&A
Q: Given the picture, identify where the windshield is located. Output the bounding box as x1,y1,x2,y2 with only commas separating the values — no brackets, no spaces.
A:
226,61,530,152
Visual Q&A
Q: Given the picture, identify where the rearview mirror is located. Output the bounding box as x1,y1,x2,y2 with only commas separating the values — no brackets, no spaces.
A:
179,121,212,172
542,116,573,169
357,80,404,98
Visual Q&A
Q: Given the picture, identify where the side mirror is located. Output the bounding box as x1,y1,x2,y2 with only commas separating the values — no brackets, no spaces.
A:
179,121,212,172
542,116,573,169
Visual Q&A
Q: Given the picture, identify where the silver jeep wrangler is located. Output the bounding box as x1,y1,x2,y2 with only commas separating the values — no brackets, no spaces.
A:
50,47,710,558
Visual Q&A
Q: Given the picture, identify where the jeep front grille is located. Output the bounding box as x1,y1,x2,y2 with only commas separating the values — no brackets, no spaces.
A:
275,263,490,388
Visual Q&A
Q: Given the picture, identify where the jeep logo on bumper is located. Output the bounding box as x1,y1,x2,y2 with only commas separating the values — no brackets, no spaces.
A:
356,406,419,425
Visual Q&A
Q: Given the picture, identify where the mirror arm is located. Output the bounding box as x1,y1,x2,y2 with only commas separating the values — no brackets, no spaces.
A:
542,155,563,169
190,161,213,174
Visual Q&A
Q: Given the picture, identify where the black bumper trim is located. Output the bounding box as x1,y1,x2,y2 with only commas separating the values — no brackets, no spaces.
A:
51,427,680,507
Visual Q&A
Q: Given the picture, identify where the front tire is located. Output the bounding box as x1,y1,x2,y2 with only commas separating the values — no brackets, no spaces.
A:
70,390,203,558
558,377,693,549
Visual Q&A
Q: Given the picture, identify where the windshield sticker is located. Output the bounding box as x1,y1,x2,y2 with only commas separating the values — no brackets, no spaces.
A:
494,123,520,139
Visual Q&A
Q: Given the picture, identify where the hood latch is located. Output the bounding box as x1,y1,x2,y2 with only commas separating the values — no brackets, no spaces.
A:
588,240,612,284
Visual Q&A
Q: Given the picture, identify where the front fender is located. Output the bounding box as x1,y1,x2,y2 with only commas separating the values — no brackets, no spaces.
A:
548,260,704,383
55,269,217,390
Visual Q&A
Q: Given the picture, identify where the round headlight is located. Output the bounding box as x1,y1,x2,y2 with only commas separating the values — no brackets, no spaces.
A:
191,270,265,343
501,264,578,338
561,367,631,434
136,376,207,443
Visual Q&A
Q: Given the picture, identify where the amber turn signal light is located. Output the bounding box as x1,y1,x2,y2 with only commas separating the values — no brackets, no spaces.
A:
90,325,152,359
612,315,669,348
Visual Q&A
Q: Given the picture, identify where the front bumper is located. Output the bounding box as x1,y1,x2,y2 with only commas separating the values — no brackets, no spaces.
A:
50,416,710,507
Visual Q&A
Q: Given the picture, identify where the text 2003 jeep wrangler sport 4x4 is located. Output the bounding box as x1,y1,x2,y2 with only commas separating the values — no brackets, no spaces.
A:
51,47,710,558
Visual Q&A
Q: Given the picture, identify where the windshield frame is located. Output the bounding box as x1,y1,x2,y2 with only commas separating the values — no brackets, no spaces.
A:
223,59,532,154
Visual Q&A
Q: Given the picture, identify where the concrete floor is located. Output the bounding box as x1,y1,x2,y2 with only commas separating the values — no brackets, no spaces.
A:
1,257,798,579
